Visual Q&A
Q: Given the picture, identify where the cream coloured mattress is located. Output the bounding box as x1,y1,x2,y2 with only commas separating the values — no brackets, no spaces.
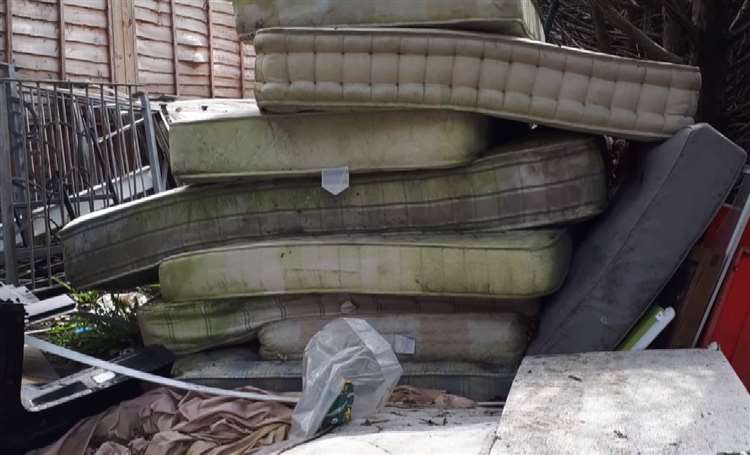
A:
233,0,544,41
258,313,528,365
61,132,606,290
170,108,493,182
158,231,572,302
138,294,538,354
254,28,701,141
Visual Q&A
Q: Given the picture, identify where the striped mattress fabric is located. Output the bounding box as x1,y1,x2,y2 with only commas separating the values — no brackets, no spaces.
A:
254,28,701,141
158,231,572,302
61,132,607,290
233,0,544,41
173,353,519,400
138,294,539,354
257,313,529,365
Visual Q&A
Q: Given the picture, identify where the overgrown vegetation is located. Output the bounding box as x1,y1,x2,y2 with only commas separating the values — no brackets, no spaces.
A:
44,279,151,359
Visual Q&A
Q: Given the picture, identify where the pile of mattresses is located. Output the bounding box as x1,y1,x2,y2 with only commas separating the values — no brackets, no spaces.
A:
59,0,720,401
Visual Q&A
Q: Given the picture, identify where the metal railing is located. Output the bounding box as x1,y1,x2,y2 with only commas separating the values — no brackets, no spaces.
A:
0,65,172,291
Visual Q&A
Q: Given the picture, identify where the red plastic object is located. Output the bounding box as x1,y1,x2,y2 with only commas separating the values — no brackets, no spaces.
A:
701,217,750,391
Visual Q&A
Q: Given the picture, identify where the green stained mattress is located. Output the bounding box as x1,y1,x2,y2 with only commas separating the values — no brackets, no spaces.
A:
61,132,606,290
138,294,538,354
254,28,701,141
233,0,544,41
159,230,572,301
170,109,494,183
258,313,528,365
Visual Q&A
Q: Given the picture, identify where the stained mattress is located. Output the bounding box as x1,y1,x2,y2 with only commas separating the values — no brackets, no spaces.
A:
258,313,528,364
139,294,538,355
171,108,494,182
159,231,572,302
529,124,747,355
173,351,517,400
233,0,544,41
61,132,606,290
254,28,701,141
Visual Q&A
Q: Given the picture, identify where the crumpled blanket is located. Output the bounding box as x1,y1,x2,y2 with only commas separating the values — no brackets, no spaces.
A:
388,386,475,409
32,387,293,455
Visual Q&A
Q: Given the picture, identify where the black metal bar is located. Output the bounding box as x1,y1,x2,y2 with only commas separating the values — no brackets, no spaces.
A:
0,76,18,284
544,0,561,36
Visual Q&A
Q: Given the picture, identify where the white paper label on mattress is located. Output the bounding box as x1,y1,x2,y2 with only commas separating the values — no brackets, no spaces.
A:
322,166,349,196
393,334,416,355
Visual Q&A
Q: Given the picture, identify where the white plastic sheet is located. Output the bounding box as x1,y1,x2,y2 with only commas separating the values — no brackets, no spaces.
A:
291,318,402,439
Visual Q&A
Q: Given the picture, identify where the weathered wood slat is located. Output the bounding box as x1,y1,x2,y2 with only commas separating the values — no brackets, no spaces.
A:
66,24,108,46
14,36,58,58
65,0,106,10
12,16,56,39
63,5,107,27
176,16,207,34
136,20,172,42
13,0,57,22
58,0,66,78
66,41,109,64
170,0,179,96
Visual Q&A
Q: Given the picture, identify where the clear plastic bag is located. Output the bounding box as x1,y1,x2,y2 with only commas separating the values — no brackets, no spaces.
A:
290,318,403,439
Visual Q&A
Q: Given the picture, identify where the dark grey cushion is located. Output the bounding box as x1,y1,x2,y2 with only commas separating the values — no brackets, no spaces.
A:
529,124,747,355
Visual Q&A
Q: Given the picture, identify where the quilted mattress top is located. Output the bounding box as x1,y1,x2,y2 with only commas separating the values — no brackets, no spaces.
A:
255,27,701,141
233,0,544,41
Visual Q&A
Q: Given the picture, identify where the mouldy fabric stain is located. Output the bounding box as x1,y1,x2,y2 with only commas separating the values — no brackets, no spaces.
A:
138,294,539,355
254,27,701,141
169,109,496,183
529,124,747,355
233,0,545,41
158,231,573,302
257,313,529,364
61,132,607,290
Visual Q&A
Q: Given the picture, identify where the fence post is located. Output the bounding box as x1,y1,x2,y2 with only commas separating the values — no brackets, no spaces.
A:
138,92,163,193
0,79,18,284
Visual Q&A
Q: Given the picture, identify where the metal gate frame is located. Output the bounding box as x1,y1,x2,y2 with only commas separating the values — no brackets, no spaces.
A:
0,64,169,291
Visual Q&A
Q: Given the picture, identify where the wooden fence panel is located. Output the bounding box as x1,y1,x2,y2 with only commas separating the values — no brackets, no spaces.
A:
0,0,254,98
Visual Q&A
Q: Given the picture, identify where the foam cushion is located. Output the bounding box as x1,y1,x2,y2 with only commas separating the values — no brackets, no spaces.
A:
529,125,747,355
254,28,701,141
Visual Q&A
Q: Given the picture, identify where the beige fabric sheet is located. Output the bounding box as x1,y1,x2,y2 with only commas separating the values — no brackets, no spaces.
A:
32,387,293,455
159,230,572,302
170,108,493,182
139,294,538,355
234,0,544,40
258,313,528,364
255,28,701,141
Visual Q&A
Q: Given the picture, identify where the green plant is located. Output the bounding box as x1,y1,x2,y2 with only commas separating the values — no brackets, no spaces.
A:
48,279,146,359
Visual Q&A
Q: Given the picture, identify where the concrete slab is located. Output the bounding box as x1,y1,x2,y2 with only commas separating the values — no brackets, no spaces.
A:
492,350,750,454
